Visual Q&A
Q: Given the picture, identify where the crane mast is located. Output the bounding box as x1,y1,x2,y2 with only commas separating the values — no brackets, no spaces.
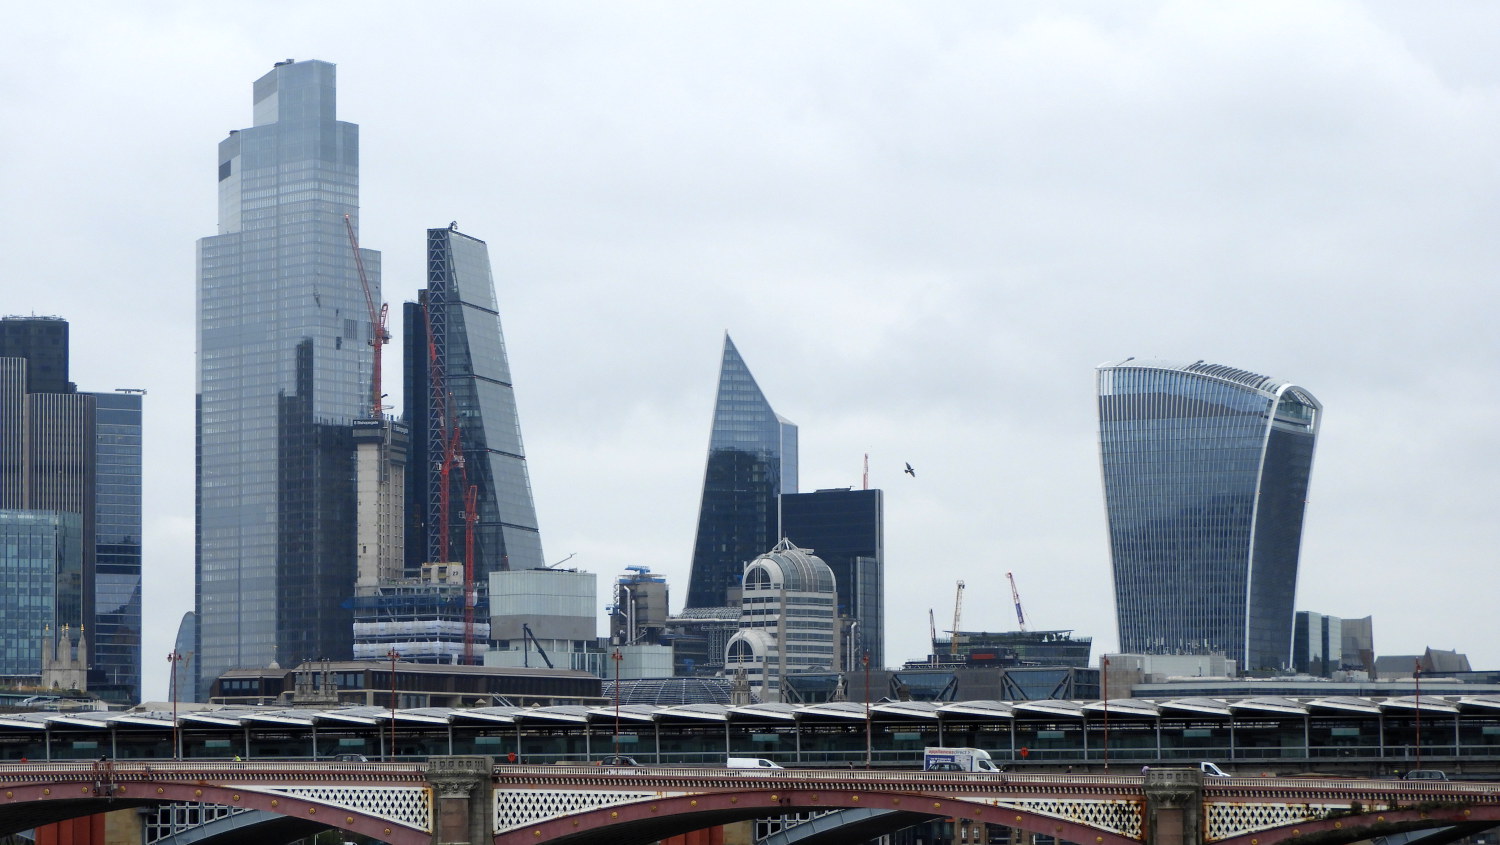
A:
1007,571,1029,632
949,580,965,658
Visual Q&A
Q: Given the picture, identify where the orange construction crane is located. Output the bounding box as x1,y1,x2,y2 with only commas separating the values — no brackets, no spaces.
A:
343,215,390,418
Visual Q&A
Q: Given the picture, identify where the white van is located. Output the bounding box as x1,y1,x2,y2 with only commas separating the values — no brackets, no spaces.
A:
727,757,784,769
923,747,1000,773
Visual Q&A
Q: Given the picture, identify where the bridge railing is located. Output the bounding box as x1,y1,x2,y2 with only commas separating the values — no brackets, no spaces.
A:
495,764,1147,787
1209,775,1500,795
0,760,428,783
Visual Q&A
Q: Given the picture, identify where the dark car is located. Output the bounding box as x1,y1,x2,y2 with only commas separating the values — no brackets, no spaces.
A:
925,761,965,773
1403,769,1448,781
598,755,641,767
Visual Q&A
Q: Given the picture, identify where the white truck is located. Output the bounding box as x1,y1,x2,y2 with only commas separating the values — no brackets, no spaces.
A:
923,747,1000,773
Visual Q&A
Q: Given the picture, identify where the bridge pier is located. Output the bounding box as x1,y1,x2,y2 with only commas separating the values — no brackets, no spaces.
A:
1143,768,1204,845
426,756,493,845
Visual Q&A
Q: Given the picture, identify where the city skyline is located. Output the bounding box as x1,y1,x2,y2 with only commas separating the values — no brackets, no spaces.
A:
6,5,1500,699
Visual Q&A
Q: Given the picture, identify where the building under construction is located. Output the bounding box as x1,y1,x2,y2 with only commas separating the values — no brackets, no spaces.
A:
347,563,490,664
929,629,1093,669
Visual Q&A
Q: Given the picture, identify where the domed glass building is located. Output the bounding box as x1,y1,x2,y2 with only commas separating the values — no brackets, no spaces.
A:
724,539,838,702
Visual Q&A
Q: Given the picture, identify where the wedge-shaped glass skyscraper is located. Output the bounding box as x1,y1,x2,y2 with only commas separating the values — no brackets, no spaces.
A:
685,335,797,610
197,60,376,696
1097,360,1320,672
403,226,544,577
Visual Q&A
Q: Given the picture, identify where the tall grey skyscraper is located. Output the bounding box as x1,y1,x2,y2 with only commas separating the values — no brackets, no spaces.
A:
684,335,797,611
196,60,377,695
1096,359,1320,672
0,315,142,703
402,226,544,578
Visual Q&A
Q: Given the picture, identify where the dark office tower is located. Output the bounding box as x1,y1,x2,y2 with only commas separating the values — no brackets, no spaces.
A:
1097,360,1321,673
402,226,545,577
196,60,376,696
91,391,143,703
2,316,76,506
684,335,798,611
781,488,885,669
0,316,73,394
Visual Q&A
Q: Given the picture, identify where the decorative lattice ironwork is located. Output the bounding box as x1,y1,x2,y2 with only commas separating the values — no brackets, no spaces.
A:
494,788,674,833
241,784,431,831
994,798,1144,839
1206,801,1346,841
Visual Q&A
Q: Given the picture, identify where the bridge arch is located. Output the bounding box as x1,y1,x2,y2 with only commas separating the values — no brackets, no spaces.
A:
0,778,430,845
492,787,1144,845
1214,804,1500,845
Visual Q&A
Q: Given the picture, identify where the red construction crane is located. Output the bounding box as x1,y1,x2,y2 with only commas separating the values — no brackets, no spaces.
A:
1006,571,1029,632
343,215,390,418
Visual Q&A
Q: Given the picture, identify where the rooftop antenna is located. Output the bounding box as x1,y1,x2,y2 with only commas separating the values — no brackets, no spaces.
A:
862,453,869,490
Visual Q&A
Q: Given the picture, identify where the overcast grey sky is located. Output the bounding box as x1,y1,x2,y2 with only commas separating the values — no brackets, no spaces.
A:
4,2,1498,701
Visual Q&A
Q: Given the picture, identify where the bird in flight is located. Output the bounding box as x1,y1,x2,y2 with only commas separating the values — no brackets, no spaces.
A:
904,462,916,477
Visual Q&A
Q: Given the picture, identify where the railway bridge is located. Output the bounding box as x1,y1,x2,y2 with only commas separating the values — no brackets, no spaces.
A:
3,759,1500,845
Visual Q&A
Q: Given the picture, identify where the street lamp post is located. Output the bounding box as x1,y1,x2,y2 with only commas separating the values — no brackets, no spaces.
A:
1101,655,1110,773
863,651,872,769
1414,659,1422,773
167,651,185,759
612,649,624,757
387,648,400,761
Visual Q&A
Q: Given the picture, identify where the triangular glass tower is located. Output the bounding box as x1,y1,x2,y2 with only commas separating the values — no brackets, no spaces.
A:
684,335,798,610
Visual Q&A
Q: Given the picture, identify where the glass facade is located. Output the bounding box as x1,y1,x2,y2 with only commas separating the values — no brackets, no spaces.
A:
91,392,142,703
0,510,83,677
403,227,544,577
196,60,376,697
685,335,798,611
780,488,884,669
1097,360,1320,672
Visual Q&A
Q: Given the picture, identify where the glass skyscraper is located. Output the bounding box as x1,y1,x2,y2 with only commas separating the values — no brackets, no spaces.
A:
685,335,798,611
92,391,142,702
402,226,544,577
196,60,376,696
1097,359,1320,672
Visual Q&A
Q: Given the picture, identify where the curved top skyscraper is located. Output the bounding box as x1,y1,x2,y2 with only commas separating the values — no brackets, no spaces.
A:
1096,359,1320,672
684,335,798,611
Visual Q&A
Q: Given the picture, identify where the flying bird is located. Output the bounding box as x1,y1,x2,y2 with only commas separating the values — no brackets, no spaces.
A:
904,462,916,477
